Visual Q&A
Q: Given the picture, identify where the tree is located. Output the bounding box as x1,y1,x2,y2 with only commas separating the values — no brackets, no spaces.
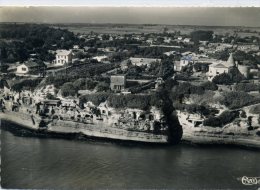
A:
96,82,110,92
73,78,86,90
200,81,218,91
212,73,231,85
61,82,77,97
190,30,213,43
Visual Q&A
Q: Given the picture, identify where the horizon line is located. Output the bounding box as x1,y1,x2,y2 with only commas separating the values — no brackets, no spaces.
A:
1,22,259,28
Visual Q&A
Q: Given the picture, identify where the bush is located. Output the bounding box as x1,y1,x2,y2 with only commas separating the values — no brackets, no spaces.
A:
79,92,110,106
61,82,77,97
191,30,213,43
212,73,232,85
234,83,260,92
220,91,260,109
200,81,218,91
203,111,239,127
170,82,205,102
73,78,86,90
11,79,42,92
96,82,110,92
108,94,151,110
249,105,260,114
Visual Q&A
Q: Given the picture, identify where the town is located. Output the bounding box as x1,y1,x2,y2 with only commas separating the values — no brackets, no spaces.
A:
0,23,260,146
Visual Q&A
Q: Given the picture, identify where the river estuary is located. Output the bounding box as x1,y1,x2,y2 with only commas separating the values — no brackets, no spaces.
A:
1,123,260,189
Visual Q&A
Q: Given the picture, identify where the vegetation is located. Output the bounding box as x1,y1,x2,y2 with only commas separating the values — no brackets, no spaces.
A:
203,111,239,127
79,92,111,106
190,30,213,43
60,82,77,97
200,81,218,91
234,83,260,92
11,79,42,92
174,102,213,116
0,24,81,63
249,105,260,114
220,91,260,109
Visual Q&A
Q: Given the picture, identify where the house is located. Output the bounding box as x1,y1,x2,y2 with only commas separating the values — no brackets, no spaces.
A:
129,57,161,67
207,53,235,81
110,75,126,91
55,50,72,66
73,45,79,49
164,51,176,56
16,61,42,76
174,55,194,72
92,55,108,62
183,38,191,43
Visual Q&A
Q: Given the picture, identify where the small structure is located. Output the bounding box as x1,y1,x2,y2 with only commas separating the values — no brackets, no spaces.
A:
55,50,72,66
110,75,126,91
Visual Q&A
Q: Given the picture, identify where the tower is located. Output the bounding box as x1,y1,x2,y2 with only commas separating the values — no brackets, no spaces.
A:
226,53,235,67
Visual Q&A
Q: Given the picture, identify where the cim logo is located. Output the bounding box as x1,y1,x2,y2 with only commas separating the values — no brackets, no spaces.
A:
241,176,260,185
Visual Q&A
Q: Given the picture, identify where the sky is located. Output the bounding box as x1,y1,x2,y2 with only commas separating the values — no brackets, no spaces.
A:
1,0,260,7
0,1,260,27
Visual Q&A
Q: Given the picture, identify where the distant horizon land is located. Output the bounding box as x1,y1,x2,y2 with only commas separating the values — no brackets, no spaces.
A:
1,22,260,29
1,7,260,27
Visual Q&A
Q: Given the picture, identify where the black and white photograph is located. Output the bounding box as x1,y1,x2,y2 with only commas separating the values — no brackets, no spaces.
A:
0,1,259,189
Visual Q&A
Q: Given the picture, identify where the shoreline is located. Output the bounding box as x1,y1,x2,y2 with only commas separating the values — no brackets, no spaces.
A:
0,112,169,145
1,113,260,149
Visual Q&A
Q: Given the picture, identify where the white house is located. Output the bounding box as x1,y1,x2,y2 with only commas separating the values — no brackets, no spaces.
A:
55,50,72,66
183,38,191,43
16,62,40,76
92,55,108,62
174,55,194,72
207,53,235,81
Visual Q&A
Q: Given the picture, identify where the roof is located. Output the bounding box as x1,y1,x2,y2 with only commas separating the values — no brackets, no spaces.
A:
111,75,126,84
209,61,229,68
130,57,161,65
25,61,39,68
226,53,235,67
181,56,193,61
56,50,72,56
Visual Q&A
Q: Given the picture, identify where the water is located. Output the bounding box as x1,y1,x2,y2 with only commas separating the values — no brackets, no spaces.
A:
1,124,260,189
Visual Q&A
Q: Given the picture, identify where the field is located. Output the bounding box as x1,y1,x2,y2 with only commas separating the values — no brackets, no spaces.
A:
51,23,260,36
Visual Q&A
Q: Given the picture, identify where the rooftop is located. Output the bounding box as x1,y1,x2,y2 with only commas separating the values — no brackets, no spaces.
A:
56,50,72,56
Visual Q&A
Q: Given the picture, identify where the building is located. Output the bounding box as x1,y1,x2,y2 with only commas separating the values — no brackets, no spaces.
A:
174,56,194,72
92,55,108,62
16,61,42,76
207,53,235,81
55,50,72,66
129,57,161,67
110,75,126,91
236,44,259,53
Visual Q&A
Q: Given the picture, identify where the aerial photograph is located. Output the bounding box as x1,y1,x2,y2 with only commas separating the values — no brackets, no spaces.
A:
0,1,259,189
